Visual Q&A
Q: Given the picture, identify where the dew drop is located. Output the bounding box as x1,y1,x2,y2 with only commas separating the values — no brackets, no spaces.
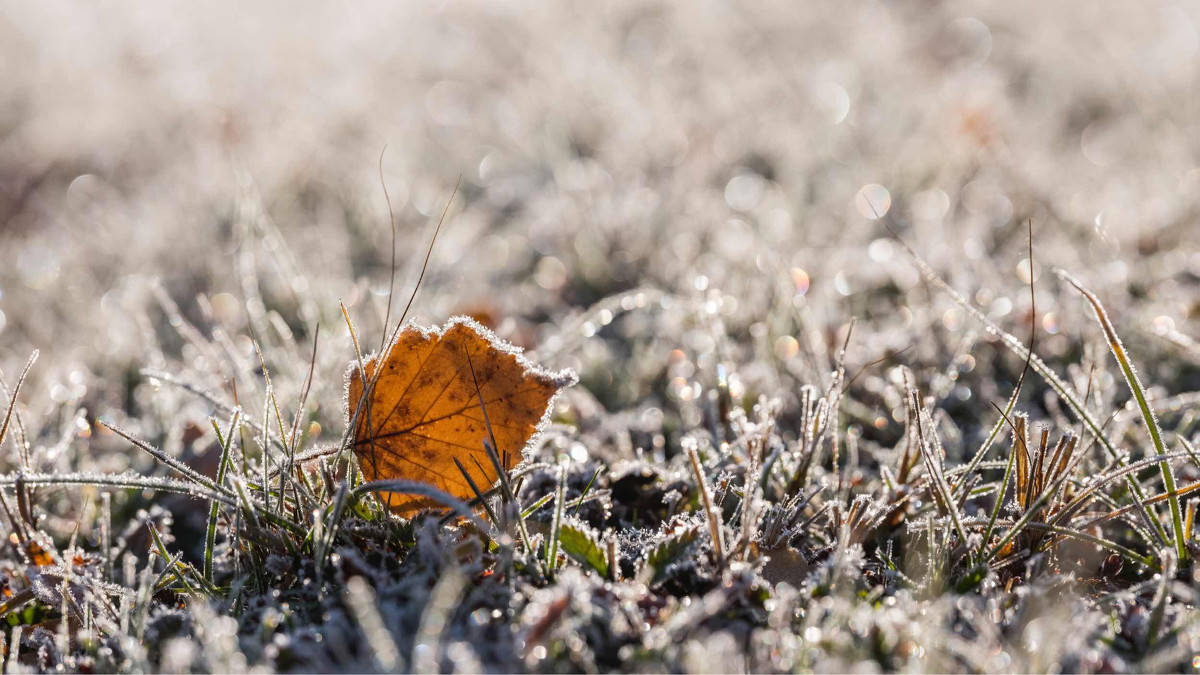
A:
725,173,766,212
855,184,891,220
774,336,800,360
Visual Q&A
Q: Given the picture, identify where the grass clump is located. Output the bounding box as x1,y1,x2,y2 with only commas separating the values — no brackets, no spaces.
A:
3,217,1200,672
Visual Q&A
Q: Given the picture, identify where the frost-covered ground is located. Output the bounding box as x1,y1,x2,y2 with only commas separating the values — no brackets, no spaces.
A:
3,1,1200,672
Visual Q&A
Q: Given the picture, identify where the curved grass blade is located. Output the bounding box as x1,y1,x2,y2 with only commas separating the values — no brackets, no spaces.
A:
205,409,241,585
1057,269,1187,562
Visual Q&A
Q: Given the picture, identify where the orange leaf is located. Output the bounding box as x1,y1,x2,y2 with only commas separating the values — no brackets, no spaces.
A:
346,317,575,515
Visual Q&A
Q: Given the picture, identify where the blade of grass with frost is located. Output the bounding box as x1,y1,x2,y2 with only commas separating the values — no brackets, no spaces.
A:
453,456,502,534
686,443,725,562
546,464,568,575
229,475,262,531
0,472,237,506
337,300,369,479
0,350,37,467
100,492,112,578
258,385,273,516
315,481,349,585
911,392,971,560
520,491,554,520
735,437,764,561
956,377,1022,503
1057,269,1187,562
979,405,1020,561
285,326,320,511
205,409,241,585
1180,435,1200,469
133,564,156,642
146,522,205,596
574,466,603,517
5,627,20,673
152,551,194,595
890,233,1170,549
1078,476,1200,531
1148,549,1177,647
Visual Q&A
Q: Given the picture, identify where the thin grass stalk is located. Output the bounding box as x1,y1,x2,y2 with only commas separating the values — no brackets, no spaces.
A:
482,439,543,578
545,464,568,575
1179,434,1200,466
0,472,236,507
5,626,20,673
258,387,273,516
1148,549,1177,647
452,457,502,532
911,392,971,559
520,492,554,521
229,476,262,530
150,550,188,594
286,326,320,511
101,492,112,578
955,383,1021,502
0,350,36,467
686,443,725,562
573,466,603,518
337,301,368,477
146,523,201,596
1078,478,1200,531
316,481,349,583
205,409,241,585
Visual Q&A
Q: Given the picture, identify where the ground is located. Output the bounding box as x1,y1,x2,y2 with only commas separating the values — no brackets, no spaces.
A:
2,1,1200,672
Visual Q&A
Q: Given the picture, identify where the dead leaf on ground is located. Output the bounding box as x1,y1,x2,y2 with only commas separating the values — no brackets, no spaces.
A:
346,316,575,515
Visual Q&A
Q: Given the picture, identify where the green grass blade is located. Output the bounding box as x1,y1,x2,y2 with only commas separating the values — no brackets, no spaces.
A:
545,464,568,576
205,409,241,586
979,404,1021,561
1058,270,1187,562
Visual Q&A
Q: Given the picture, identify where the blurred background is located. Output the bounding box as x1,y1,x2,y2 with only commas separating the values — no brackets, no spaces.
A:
2,0,1199,479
